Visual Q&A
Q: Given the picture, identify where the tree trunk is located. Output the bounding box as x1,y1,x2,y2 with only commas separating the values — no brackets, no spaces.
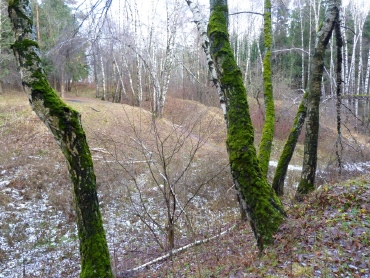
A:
99,42,106,101
92,43,100,98
208,0,285,250
35,2,40,44
185,0,227,118
335,20,343,173
299,0,305,89
8,2,113,277
296,0,340,199
258,0,275,177
364,48,370,97
272,91,308,196
60,67,65,97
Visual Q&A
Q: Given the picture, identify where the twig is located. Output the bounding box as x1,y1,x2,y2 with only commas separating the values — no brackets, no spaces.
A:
229,11,263,16
89,106,100,112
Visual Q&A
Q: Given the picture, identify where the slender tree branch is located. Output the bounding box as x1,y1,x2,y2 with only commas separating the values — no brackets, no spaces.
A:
229,11,263,16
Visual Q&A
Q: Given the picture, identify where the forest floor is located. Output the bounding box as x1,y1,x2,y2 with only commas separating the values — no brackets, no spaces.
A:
0,90,369,277
134,178,370,277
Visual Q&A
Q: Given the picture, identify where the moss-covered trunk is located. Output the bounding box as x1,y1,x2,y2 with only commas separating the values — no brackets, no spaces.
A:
208,0,285,250
8,1,113,277
272,92,308,196
258,0,275,177
296,0,340,199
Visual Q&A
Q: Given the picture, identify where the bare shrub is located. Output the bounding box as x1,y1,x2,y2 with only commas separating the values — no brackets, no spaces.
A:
92,102,235,253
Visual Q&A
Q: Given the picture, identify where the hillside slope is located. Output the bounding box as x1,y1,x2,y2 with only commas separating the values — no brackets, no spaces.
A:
0,91,369,277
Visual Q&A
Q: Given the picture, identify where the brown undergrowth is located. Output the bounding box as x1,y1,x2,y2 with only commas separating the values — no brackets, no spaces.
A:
0,90,369,277
135,177,370,277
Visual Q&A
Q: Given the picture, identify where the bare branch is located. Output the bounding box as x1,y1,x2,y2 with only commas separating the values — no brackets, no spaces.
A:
229,11,263,16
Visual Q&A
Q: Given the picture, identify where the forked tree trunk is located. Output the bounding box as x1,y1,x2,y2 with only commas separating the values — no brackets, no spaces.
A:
208,0,285,250
8,1,113,277
296,0,340,199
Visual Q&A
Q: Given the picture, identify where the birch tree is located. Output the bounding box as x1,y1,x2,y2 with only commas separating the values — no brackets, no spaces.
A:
0,0,3,93
8,1,113,277
335,15,344,173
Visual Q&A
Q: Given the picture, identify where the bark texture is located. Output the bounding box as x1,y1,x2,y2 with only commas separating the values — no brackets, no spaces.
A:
185,0,226,118
258,0,275,177
8,1,113,277
272,92,308,196
335,17,343,173
296,0,340,199
208,0,285,250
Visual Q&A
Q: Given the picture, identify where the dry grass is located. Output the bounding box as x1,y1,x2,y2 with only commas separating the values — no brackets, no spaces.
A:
1,88,370,277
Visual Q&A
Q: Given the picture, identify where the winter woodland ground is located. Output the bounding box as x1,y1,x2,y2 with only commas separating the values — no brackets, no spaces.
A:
0,89,369,277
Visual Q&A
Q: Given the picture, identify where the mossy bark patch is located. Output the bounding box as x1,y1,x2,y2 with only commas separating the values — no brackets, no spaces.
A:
8,1,113,277
272,92,308,196
258,0,275,177
208,0,285,250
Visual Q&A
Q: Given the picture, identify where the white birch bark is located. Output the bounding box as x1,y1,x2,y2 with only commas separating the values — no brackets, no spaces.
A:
113,58,127,97
243,38,251,86
0,2,2,55
341,5,349,98
0,3,2,94
92,45,100,98
133,1,143,105
60,67,65,97
330,38,335,96
357,28,364,96
348,13,358,98
307,0,312,85
157,1,179,117
127,225,236,272
299,0,305,89
348,2,367,129
99,41,107,101
123,54,135,96
184,0,226,117
312,0,322,31
364,48,370,96
350,48,357,98
364,48,370,125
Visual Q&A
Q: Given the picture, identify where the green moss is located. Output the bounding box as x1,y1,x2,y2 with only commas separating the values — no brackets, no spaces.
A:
259,50,274,176
208,1,285,250
8,0,33,28
297,2,339,199
296,178,315,200
272,91,308,195
263,0,272,48
9,2,113,275
318,21,323,32
11,38,39,52
259,1,274,177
